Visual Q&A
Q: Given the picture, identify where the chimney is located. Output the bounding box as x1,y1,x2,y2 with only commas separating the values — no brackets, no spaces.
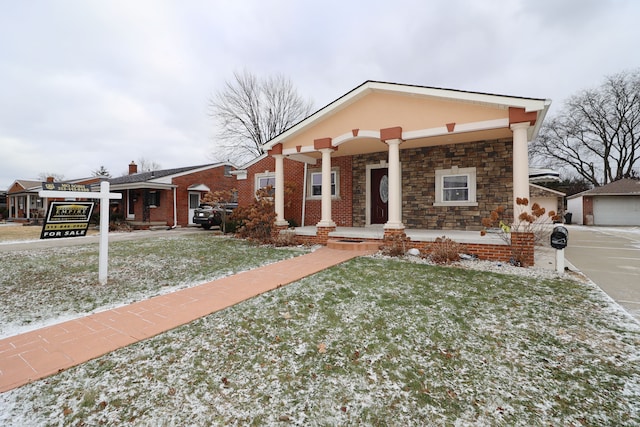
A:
128,161,138,175
46,176,55,183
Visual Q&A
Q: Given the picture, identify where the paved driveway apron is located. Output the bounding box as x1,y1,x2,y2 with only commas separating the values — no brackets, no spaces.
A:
565,226,640,321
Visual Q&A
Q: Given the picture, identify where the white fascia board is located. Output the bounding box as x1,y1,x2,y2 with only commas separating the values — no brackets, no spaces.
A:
333,130,379,146
230,170,248,180
368,81,550,112
110,182,176,191
263,84,374,150
529,183,565,196
529,99,552,140
402,118,509,140
187,183,211,192
163,163,234,180
236,153,269,169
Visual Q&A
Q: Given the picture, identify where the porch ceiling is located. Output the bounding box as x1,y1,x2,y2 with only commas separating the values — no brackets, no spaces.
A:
285,127,513,159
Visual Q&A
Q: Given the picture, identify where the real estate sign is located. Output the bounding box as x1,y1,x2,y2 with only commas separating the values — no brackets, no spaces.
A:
40,201,95,239
42,182,91,193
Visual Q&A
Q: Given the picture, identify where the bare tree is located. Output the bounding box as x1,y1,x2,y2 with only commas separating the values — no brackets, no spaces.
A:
38,172,65,181
531,69,640,186
209,70,314,163
137,157,162,172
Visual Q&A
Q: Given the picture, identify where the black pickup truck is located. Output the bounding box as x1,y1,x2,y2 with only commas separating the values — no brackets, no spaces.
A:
192,203,237,230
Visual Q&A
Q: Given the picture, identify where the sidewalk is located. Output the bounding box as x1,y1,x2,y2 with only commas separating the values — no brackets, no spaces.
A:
0,247,374,393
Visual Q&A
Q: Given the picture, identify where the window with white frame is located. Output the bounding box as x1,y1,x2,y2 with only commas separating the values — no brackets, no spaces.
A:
308,169,338,199
255,172,275,198
434,167,477,206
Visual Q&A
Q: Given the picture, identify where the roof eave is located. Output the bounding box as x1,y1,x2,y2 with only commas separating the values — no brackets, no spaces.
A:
263,80,552,150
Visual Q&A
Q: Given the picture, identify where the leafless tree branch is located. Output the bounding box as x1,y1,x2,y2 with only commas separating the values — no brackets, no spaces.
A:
531,69,640,185
209,70,314,164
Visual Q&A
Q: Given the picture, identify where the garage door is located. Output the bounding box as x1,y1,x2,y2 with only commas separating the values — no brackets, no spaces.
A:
593,196,640,226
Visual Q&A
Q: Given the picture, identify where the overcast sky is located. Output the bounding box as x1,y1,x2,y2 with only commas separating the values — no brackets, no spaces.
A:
1,0,639,189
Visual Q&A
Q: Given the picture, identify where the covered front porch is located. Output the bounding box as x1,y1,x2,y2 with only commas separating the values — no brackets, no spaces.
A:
257,82,551,266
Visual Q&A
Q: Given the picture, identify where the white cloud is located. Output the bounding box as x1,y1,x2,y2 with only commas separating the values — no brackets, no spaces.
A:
1,0,640,188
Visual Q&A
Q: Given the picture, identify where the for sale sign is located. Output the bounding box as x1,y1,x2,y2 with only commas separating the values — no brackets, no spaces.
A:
40,201,95,239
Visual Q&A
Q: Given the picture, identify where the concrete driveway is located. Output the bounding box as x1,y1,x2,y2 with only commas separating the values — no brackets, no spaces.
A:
565,225,640,321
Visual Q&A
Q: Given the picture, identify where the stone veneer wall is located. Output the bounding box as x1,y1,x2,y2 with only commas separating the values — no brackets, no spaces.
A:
352,139,514,230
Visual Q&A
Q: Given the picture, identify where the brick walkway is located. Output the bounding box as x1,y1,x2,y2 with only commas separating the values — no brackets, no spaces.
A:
0,247,374,393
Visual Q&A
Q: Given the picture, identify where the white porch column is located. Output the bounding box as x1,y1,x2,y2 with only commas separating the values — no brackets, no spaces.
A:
273,153,288,226
384,138,404,230
317,148,336,227
26,194,31,219
511,122,531,223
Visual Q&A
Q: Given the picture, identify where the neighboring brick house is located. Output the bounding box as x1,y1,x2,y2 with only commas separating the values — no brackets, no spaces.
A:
234,81,553,266
6,176,101,222
108,161,236,228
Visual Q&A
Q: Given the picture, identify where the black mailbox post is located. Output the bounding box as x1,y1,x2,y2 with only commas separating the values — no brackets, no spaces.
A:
550,226,568,249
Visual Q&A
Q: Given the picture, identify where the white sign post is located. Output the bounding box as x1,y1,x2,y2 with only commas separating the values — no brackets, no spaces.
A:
40,181,122,284
556,248,565,274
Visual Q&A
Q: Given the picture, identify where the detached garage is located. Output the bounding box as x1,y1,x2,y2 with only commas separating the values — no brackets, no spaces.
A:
567,178,640,226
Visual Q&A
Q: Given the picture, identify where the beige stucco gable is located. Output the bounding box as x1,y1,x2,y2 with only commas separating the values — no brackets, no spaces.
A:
265,81,550,159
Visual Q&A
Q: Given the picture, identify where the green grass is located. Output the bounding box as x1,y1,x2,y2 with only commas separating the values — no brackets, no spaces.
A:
0,234,308,335
2,255,638,426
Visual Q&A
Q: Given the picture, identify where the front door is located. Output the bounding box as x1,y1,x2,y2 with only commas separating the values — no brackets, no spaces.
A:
370,168,388,224
188,192,200,225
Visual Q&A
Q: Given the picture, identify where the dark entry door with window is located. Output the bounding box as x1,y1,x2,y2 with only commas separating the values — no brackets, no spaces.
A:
370,168,388,224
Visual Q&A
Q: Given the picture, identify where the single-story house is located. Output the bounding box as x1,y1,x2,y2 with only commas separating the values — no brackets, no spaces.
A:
6,176,101,222
530,183,565,221
234,80,552,265
567,178,640,226
107,161,237,228
0,190,7,218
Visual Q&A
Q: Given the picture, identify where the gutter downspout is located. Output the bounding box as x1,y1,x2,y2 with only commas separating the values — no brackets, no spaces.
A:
301,162,308,227
172,187,177,228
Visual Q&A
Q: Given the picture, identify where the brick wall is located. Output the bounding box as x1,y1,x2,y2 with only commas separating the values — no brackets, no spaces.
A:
171,167,237,226
235,157,306,226
303,156,353,227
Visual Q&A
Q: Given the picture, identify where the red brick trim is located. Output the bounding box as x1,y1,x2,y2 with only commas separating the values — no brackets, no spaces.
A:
510,231,535,267
314,138,333,150
380,126,402,141
508,107,537,127
268,143,283,156
315,225,336,244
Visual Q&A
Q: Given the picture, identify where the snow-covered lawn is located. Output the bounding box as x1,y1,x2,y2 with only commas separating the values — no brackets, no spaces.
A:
0,234,309,338
1,234,639,425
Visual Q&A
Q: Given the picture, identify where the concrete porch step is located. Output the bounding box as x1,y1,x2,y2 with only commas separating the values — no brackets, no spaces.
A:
327,239,381,251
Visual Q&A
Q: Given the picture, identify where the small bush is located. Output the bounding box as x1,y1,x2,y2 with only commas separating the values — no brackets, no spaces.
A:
481,198,560,266
381,233,408,257
231,187,276,244
429,236,463,264
274,229,297,247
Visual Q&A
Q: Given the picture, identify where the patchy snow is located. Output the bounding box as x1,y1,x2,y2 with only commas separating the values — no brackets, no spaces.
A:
1,244,639,425
0,235,311,339
0,230,639,425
